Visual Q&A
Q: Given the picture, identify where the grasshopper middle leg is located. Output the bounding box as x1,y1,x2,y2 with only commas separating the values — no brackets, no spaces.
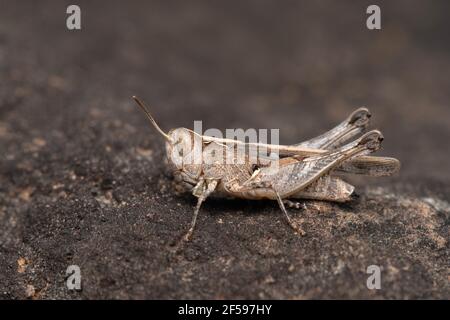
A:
275,191,306,236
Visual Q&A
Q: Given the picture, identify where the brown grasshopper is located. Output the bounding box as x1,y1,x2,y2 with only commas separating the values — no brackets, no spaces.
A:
133,96,400,241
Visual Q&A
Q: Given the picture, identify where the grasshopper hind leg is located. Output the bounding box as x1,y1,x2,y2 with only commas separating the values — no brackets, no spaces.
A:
291,175,355,202
297,107,371,150
275,177,355,236
258,130,383,198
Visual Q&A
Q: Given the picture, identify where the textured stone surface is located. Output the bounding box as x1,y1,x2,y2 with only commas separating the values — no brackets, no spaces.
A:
0,1,449,299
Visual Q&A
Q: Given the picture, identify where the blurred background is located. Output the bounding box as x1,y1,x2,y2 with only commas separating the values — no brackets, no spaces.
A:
1,1,450,180
0,1,449,299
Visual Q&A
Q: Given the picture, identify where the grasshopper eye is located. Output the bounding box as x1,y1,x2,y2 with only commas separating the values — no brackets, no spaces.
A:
173,137,185,156
173,138,182,146
166,127,196,171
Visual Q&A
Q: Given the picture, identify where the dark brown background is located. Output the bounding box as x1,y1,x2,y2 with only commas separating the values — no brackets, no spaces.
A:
0,0,449,299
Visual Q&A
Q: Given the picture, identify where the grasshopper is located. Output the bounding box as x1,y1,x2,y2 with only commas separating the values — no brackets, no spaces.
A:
133,96,400,241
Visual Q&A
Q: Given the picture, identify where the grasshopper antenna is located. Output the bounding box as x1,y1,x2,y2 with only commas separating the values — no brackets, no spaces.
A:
132,96,172,142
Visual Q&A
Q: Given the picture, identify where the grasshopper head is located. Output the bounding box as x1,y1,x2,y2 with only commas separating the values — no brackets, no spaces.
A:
166,128,202,178
133,96,202,184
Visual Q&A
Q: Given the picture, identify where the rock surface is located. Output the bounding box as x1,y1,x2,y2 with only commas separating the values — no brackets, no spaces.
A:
0,1,449,299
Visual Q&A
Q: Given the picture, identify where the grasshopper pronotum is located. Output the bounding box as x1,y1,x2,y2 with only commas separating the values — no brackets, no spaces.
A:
133,97,400,241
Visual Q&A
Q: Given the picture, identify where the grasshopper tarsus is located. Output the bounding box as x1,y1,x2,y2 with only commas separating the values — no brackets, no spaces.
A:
184,228,194,242
283,200,305,210
294,226,306,237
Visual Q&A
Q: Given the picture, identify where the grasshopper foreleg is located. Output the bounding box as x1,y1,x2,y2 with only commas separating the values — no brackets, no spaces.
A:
183,179,218,242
